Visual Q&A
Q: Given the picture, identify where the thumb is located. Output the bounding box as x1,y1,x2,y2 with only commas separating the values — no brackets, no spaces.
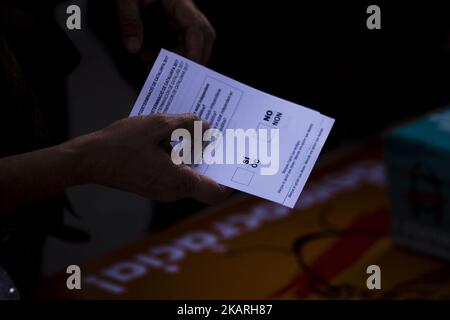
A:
116,0,143,53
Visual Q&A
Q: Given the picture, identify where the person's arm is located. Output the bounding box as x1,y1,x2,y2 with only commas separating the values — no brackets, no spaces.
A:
0,113,228,217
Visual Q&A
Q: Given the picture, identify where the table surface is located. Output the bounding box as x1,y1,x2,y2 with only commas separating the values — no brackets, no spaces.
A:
37,140,450,299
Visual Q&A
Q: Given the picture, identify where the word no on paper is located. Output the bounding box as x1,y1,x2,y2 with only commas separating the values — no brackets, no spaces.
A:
130,49,334,208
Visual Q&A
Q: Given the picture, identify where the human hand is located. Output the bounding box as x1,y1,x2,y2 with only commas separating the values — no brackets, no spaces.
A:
116,0,216,64
71,113,228,204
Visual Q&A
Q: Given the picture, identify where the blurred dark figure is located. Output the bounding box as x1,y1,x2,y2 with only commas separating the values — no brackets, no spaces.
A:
2,0,450,297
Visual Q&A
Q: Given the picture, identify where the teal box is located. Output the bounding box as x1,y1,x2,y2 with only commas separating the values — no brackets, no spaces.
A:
384,107,450,261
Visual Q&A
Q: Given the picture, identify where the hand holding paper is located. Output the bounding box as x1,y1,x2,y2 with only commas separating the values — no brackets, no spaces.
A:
130,49,334,207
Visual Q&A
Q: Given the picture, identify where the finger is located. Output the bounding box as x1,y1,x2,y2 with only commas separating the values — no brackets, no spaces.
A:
182,21,215,64
116,0,143,53
176,165,230,204
181,117,209,164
